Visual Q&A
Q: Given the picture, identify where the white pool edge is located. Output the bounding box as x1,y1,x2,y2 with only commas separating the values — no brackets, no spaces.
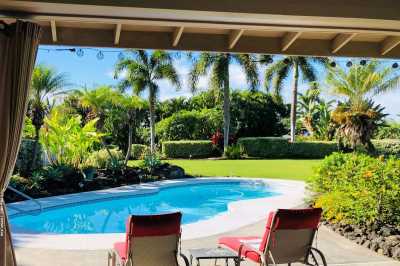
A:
8,177,305,250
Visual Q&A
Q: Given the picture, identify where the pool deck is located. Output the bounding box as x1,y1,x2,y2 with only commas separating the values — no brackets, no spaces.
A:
14,222,400,266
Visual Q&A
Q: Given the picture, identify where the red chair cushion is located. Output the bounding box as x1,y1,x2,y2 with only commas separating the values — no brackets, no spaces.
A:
113,242,127,263
219,236,262,263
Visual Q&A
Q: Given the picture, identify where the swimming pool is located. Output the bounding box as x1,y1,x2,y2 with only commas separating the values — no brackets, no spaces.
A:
9,180,278,234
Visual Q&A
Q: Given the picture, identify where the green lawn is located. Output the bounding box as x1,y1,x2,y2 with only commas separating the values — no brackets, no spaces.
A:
130,159,321,181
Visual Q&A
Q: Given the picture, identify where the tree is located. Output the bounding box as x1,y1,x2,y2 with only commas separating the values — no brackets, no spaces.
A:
114,50,181,152
327,60,400,151
29,64,69,172
263,56,327,142
189,53,258,151
298,87,321,136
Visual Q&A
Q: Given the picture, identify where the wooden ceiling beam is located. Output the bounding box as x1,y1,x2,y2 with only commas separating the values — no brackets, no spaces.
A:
114,23,122,45
282,31,302,51
381,36,400,55
228,29,244,49
332,33,357,53
50,20,57,42
172,26,184,47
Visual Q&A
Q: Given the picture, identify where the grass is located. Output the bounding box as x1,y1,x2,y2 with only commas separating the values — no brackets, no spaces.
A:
130,159,321,181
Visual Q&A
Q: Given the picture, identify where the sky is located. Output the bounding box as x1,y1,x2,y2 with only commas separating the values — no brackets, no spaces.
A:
36,45,400,121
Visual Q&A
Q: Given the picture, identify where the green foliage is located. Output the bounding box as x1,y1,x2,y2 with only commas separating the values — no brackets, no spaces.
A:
85,148,124,169
162,140,214,158
156,109,222,141
23,116,35,139
14,139,43,176
40,111,104,169
374,123,400,139
139,152,162,175
224,145,243,159
309,152,400,225
131,144,149,159
372,139,400,157
238,137,338,158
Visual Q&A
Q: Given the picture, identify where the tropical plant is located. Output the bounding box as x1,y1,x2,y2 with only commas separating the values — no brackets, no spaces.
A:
114,50,181,153
29,64,69,172
326,60,399,151
298,88,321,136
189,52,259,151
314,100,335,141
263,56,327,142
40,110,104,169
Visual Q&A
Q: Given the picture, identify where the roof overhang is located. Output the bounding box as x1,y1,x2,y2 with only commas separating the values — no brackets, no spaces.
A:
1,0,400,58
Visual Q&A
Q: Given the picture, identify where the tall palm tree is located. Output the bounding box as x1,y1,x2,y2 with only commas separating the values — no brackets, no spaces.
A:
114,50,181,152
189,53,258,151
327,60,400,151
29,64,69,171
263,56,327,142
298,87,321,136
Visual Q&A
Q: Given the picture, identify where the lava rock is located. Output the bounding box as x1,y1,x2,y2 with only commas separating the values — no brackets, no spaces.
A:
153,163,186,179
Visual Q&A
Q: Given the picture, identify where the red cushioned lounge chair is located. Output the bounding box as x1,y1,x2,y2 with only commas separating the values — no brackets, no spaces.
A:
108,212,189,266
219,208,327,266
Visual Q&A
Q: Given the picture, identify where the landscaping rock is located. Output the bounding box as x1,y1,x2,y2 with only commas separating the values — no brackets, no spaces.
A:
392,246,400,260
153,163,186,179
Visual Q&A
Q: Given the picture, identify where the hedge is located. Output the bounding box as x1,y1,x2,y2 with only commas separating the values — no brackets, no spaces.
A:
373,139,400,157
131,144,149,159
162,140,213,158
14,139,43,176
238,137,338,159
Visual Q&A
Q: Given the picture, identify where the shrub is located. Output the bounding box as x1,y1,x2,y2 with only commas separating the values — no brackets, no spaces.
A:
224,145,243,159
162,140,213,158
156,109,222,141
139,152,162,175
14,139,43,176
372,139,400,157
85,148,124,169
374,124,400,139
308,152,400,226
131,144,149,159
238,137,338,159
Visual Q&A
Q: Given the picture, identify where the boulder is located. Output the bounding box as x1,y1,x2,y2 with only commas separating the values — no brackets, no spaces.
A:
153,163,186,179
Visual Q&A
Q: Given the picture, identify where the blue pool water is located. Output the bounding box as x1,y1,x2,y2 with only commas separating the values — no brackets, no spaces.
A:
9,180,277,234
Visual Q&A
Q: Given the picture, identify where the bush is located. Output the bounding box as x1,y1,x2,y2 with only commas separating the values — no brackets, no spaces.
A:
308,152,400,226
156,109,222,141
374,125,400,139
162,140,213,158
85,148,124,169
238,137,338,158
131,144,149,159
14,139,43,176
372,139,400,157
224,145,243,159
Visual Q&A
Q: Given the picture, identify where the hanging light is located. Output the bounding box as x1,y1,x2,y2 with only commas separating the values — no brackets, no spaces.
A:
329,61,336,67
346,61,353,67
118,51,125,60
76,48,84,57
393,62,399,69
360,59,367,66
96,51,104,60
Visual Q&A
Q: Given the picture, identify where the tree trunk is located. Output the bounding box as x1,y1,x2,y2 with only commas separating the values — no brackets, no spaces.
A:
290,62,299,143
30,126,41,174
223,61,230,152
149,89,156,153
124,124,133,167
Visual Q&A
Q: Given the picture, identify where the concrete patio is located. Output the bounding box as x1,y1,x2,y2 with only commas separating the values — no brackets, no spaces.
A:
14,220,400,266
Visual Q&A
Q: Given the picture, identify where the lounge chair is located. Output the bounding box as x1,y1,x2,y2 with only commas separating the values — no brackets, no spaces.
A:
218,208,327,266
108,212,189,266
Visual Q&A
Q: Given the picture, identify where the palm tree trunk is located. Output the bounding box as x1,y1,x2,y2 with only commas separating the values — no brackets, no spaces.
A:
124,124,133,167
223,61,230,152
30,126,41,174
149,89,156,153
290,62,299,142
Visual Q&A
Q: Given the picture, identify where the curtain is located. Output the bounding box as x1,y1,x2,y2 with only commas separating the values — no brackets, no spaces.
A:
0,21,41,266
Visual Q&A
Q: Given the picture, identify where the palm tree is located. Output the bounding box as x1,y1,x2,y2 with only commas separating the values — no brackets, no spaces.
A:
29,64,69,171
189,53,258,151
298,87,321,136
327,60,400,151
114,50,181,153
263,56,327,142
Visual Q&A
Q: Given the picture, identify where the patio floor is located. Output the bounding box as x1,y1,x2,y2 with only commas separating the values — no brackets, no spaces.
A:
14,221,400,266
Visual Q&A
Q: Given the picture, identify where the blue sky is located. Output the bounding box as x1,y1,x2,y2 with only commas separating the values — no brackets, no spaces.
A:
36,45,400,121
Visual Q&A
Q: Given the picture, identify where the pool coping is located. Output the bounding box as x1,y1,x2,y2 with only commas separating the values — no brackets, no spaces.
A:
8,177,305,250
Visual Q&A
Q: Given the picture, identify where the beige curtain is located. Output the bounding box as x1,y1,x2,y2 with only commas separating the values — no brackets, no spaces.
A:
0,21,41,266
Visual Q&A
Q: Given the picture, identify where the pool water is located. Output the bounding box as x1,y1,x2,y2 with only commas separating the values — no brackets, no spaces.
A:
9,180,278,234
